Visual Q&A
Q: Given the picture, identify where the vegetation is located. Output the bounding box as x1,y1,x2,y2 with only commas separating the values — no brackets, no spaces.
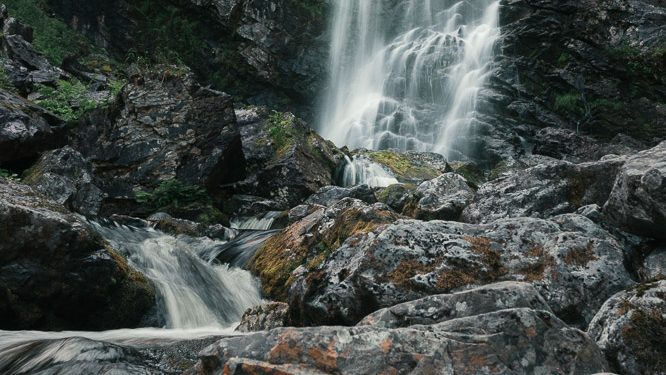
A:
0,168,20,180
35,79,99,122
265,111,296,155
135,179,209,209
554,92,582,114
367,150,441,182
2,0,91,65
0,68,17,93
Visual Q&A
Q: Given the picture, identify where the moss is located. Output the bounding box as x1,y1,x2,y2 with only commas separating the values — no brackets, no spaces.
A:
563,241,598,267
519,245,556,281
389,258,440,287
619,305,666,371
264,111,297,158
554,92,583,114
367,151,441,182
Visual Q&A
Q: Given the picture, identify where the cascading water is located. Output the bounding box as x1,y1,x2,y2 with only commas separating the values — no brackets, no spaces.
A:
341,155,399,187
319,0,500,159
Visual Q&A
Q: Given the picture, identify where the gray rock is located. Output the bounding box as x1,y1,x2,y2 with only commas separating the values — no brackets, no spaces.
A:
533,128,645,163
236,302,289,332
375,183,418,214
0,178,155,330
412,173,474,220
603,141,666,239
23,146,104,216
187,308,609,375
358,281,551,328
463,156,626,223
305,184,377,207
587,280,666,375
289,214,634,327
642,247,666,280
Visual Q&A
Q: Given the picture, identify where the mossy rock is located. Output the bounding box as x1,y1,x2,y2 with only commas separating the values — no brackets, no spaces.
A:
364,150,445,183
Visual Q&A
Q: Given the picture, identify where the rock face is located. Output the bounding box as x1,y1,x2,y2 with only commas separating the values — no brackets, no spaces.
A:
0,178,155,330
587,280,666,375
230,106,343,207
236,302,289,332
22,146,104,216
188,285,609,375
603,141,666,239
462,157,626,224
305,185,377,207
0,90,64,166
289,214,634,327
74,68,245,211
411,173,474,220
533,127,645,163
249,198,400,300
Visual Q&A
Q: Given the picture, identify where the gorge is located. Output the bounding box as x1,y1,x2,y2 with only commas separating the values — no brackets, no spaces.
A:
0,0,665,374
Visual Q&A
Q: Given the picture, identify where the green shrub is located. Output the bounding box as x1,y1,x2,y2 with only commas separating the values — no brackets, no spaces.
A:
0,68,17,93
35,79,98,122
554,92,581,114
589,98,624,111
0,168,20,180
135,179,210,209
266,111,295,153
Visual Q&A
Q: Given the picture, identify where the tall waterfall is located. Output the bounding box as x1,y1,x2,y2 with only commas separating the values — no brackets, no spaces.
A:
319,0,500,158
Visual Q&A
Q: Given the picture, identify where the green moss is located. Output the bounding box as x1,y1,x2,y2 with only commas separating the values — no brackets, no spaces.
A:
554,92,582,114
0,68,17,93
135,179,210,209
35,79,99,123
265,111,296,156
367,151,441,182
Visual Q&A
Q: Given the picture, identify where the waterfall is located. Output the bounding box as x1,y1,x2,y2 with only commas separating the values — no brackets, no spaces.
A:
88,221,262,329
341,155,399,187
319,0,500,159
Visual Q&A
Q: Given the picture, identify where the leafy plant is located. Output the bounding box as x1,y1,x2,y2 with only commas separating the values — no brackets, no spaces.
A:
266,111,295,153
0,168,20,180
135,179,210,209
554,92,582,114
35,79,98,122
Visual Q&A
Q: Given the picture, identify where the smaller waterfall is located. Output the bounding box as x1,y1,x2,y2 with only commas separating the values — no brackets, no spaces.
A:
89,221,262,329
342,155,399,187
230,211,283,231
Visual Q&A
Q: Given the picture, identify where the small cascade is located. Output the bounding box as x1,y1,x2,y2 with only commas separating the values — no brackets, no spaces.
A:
341,155,399,187
88,221,262,329
229,211,283,231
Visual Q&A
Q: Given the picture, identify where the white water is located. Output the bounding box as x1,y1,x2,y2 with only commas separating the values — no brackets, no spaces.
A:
230,211,283,231
319,0,500,158
342,155,399,187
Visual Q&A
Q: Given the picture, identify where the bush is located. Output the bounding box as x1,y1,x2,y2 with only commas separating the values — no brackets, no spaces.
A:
135,179,210,209
554,92,581,114
35,79,98,122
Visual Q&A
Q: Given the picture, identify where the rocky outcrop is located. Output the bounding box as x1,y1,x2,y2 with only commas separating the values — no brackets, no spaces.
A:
411,173,474,220
360,150,450,184
22,146,104,216
462,156,626,223
0,178,155,330
587,280,666,375
289,214,634,327
236,302,289,332
305,185,377,207
603,141,666,239
73,67,245,214
249,198,400,300
229,106,343,207
357,281,551,329
188,306,608,374
533,128,646,163
0,89,65,166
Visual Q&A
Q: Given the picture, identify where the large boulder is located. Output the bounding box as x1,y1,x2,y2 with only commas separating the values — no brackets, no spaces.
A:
533,127,646,163
0,89,65,166
248,198,400,300
187,308,609,374
22,146,104,216
229,106,343,207
411,173,475,220
603,141,666,239
462,156,626,223
0,178,155,330
587,280,666,375
236,302,289,333
289,214,634,327
73,67,245,213
305,184,377,207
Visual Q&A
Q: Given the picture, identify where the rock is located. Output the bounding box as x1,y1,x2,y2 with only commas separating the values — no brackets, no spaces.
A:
229,106,343,207
22,146,104,216
73,67,245,214
187,308,609,375
587,280,666,375
374,183,418,214
642,247,666,280
236,302,289,332
289,214,634,327
248,198,400,300
357,281,551,328
146,212,236,240
305,185,377,207
0,178,155,330
603,141,666,239
532,127,644,163
462,156,626,223
411,173,474,220
358,149,450,184
0,89,65,165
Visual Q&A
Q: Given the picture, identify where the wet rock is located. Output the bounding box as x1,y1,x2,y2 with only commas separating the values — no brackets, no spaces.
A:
462,156,626,223
0,178,155,330
289,214,634,327
411,173,474,220
229,106,344,207
73,67,245,214
533,128,645,163
147,212,236,240
587,280,666,375
249,198,400,301
603,141,666,239
236,302,289,332
0,90,65,166
305,184,377,207
374,183,418,214
188,308,608,375
22,146,104,216
358,281,551,328
358,149,450,184
642,247,666,280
